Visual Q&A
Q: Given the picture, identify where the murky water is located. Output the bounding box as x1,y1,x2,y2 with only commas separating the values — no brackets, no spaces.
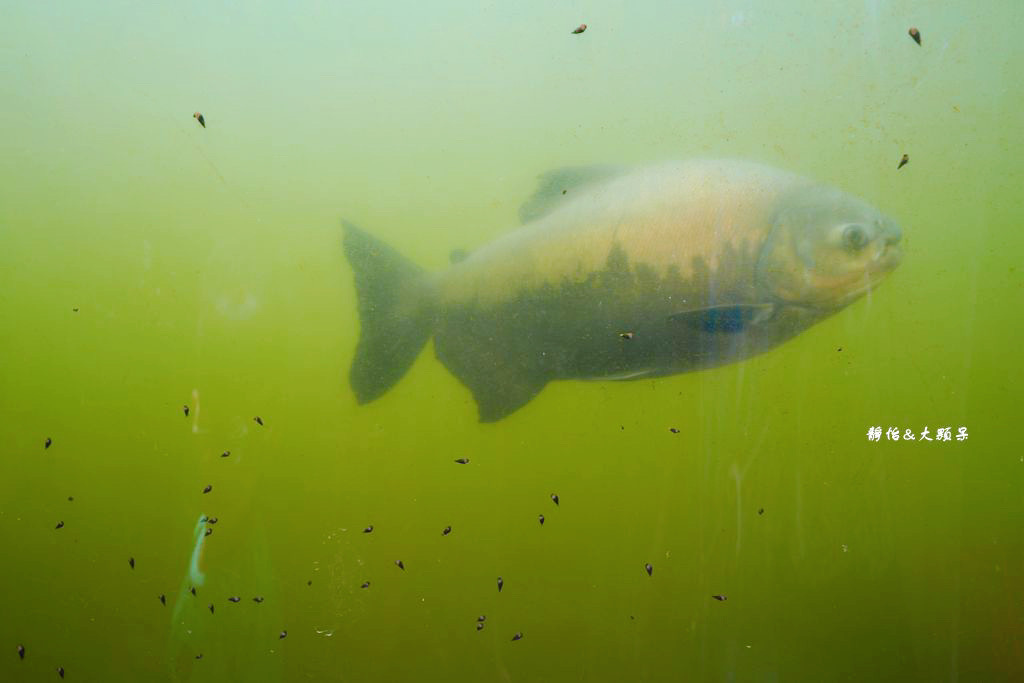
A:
1,2,1021,681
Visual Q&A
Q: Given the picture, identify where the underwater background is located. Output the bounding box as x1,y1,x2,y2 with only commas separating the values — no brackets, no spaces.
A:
1,1,1021,681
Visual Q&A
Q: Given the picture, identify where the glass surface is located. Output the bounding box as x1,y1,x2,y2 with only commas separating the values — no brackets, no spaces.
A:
1,2,1021,681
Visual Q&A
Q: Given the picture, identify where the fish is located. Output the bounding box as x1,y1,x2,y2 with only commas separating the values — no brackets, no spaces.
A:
202,485,212,494
476,622,484,631
497,576,503,592
342,160,903,422
159,594,166,605
254,416,264,426
511,632,523,641
538,514,545,525
55,521,64,529
644,563,653,576
395,560,405,570
193,112,205,128
45,437,52,449
898,154,910,170
183,404,189,417
908,27,921,45
551,493,559,505
712,594,728,601
17,644,25,659
228,596,241,603
279,631,288,639
442,525,452,536
454,458,469,464
129,557,135,569
572,24,587,34
58,666,65,678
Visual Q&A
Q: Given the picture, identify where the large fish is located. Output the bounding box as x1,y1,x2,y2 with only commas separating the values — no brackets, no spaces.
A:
343,159,902,422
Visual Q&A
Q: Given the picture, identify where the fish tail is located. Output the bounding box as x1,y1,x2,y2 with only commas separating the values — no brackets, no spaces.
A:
342,221,436,404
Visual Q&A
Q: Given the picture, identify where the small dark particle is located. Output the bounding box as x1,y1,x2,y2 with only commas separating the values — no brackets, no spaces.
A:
497,576,503,592
712,594,728,601
361,581,370,589
758,508,764,516
279,631,287,639
129,557,135,569
72,307,79,312
205,528,212,536
183,405,190,417
55,521,64,529
254,416,263,426
837,347,843,352
253,596,264,603
193,111,205,128
228,596,240,603
477,615,486,622
551,493,559,506
17,644,25,659
454,458,469,464
630,615,635,620
67,496,73,501
561,189,567,195
571,23,587,34
669,428,680,434
45,437,52,449
620,425,624,430
897,153,909,170
195,653,203,660
220,451,230,458
58,666,65,678
511,632,523,641
208,603,214,614
395,560,405,570
202,484,212,494
644,563,653,576
442,525,452,536
363,525,374,533
190,587,196,596
307,580,312,586
538,514,545,526
619,331,635,340
207,517,218,524
476,622,484,631
908,27,921,45
159,594,166,605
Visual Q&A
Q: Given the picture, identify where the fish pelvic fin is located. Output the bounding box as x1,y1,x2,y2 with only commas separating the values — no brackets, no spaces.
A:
342,221,436,404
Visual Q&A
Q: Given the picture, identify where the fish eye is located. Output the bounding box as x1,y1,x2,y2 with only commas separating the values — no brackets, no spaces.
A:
842,224,869,250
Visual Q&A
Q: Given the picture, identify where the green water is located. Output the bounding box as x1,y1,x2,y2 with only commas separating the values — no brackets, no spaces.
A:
2,1,1022,681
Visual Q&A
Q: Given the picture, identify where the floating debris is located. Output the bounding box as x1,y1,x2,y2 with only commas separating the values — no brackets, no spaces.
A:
476,622,485,631
758,508,764,516
58,666,65,678
712,594,728,601
228,596,241,603
129,557,135,569
363,525,374,534
644,563,653,576
571,24,587,34
669,428,680,434
551,493,559,506
908,27,921,45
395,560,405,570
361,581,370,589
220,451,230,458
307,580,312,586
497,576,503,592
442,526,452,536
183,405,190,417
193,112,205,128
898,154,909,170
511,632,523,641
254,416,263,426
619,331,635,340
159,594,166,606
208,604,214,614
538,514,545,526
202,485,212,494
17,644,25,659
279,631,287,639
67,496,73,502
190,587,197,596
55,521,64,529
253,597,264,603
454,458,469,464
45,437,52,449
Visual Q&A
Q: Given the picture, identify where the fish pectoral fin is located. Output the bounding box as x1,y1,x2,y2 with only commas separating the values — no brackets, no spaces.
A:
518,164,629,223
667,304,775,334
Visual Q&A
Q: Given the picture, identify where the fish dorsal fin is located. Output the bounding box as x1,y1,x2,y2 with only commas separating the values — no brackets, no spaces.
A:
518,164,628,223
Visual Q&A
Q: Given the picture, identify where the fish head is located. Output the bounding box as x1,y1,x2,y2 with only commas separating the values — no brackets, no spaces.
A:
755,184,902,310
